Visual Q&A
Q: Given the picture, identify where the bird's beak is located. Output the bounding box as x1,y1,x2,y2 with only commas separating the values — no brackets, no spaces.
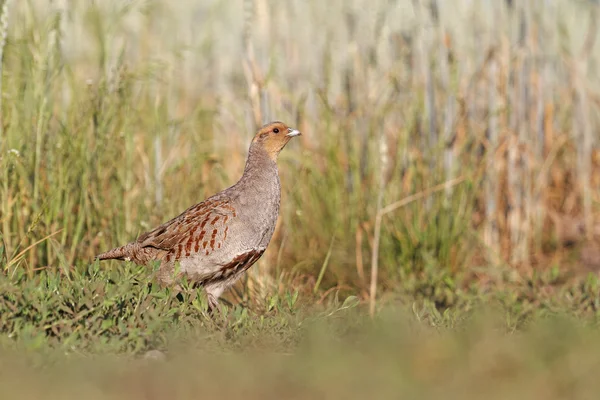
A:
286,128,302,137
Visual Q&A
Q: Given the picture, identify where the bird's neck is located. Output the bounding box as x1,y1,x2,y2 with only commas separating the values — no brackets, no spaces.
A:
234,144,281,216
239,144,280,184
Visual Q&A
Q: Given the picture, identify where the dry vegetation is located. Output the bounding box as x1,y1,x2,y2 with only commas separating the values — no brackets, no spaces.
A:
0,0,600,398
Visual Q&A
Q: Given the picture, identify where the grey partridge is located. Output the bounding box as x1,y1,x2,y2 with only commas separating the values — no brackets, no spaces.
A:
96,121,301,310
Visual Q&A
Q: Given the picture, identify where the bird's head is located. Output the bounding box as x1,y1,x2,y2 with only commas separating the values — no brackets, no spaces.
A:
251,121,301,161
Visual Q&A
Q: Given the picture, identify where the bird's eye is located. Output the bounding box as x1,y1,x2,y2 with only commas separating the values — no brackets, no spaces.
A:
273,128,279,133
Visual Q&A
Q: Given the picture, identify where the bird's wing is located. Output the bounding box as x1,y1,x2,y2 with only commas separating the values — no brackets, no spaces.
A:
136,198,237,260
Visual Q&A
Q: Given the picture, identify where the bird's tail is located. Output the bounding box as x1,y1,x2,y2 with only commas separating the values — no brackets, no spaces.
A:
95,243,134,261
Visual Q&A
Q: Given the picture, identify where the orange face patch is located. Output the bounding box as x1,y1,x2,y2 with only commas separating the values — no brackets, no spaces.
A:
251,122,295,160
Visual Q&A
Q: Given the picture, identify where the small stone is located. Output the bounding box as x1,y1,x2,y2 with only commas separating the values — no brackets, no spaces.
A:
142,350,167,361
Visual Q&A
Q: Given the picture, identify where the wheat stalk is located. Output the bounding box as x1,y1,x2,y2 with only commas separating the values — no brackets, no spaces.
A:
0,0,12,145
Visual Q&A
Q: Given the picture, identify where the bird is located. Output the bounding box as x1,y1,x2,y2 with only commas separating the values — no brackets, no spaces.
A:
96,121,301,311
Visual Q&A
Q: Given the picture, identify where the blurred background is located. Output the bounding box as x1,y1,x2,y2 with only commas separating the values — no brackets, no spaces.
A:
2,2,600,397
0,0,599,307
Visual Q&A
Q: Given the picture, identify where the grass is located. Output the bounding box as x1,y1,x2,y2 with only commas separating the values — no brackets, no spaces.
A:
1,0,600,398
1,300,600,399
0,261,600,398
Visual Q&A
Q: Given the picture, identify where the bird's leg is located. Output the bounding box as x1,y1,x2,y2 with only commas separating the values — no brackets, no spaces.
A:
206,293,221,315
205,285,224,315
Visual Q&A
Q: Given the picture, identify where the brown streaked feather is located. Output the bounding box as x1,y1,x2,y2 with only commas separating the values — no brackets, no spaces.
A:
136,198,236,262
95,242,164,264
200,248,265,285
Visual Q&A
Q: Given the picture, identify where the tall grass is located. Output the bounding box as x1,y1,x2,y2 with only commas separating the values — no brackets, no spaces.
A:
0,0,598,308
